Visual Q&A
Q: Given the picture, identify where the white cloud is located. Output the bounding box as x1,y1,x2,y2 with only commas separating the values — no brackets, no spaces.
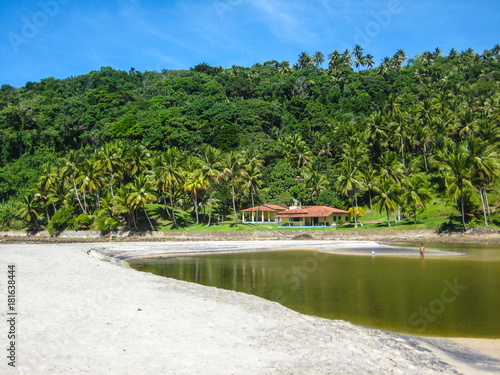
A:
246,0,318,43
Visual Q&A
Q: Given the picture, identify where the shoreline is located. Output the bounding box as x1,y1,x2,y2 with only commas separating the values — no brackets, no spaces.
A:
2,227,500,245
90,240,464,264
1,241,499,374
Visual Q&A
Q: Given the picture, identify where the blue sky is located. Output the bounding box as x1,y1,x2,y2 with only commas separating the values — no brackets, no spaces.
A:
1,0,499,88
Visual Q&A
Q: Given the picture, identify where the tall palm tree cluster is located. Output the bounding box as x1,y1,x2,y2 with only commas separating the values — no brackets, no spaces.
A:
9,44,500,232
19,143,266,231
329,84,500,229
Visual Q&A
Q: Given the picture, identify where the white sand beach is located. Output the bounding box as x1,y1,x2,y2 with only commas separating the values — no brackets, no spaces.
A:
1,241,499,374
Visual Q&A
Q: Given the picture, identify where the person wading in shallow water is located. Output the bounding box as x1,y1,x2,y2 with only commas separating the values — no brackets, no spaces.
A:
420,243,425,260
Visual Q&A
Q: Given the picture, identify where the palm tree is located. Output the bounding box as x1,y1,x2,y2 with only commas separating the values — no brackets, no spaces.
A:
337,159,363,228
402,174,432,224
113,184,135,230
62,149,86,214
389,112,408,167
128,175,157,231
328,50,342,71
312,51,325,70
391,49,407,70
377,57,391,76
304,168,329,203
492,44,500,56
448,48,458,59
79,158,105,210
218,151,244,226
125,144,150,178
47,179,73,212
434,47,443,59
378,151,404,184
37,163,59,222
364,111,388,162
184,162,208,224
95,141,123,198
433,145,474,231
241,157,264,208
17,192,43,231
365,54,375,68
411,122,432,171
353,44,365,71
278,61,291,78
341,49,353,68
199,145,222,227
278,134,313,169
162,147,184,229
298,52,312,70
374,178,398,226
466,138,500,225
362,165,378,210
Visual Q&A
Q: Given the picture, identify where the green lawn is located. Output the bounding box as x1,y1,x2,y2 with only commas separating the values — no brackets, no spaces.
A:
133,197,499,233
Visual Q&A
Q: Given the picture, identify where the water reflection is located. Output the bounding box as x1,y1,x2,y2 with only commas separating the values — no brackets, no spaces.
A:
131,248,500,338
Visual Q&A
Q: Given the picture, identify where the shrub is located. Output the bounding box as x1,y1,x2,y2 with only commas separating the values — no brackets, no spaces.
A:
96,215,119,231
335,219,345,228
74,214,92,230
47,207,75,234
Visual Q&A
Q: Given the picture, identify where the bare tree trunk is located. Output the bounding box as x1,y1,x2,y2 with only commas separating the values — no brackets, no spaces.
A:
207,184,213,228
162,195,172,219
352,194,358,228
82,191,87,214
401,135,405,168
72,178,86,214
231,181,238,227
479,188,488,226
143,205,155,231
130,210,138,231
354,191,362,226
423,144,428,171
169,186,179,229
485,188,491,220
193,194,199,224
461,189,467,232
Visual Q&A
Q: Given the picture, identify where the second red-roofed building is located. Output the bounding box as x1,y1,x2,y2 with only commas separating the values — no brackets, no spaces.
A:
276,205,350,227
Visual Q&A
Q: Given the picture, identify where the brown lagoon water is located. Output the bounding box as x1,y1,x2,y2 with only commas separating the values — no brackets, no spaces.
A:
130,243,500,338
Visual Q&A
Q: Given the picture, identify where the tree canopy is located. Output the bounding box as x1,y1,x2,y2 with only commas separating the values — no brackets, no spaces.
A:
1,45,500,232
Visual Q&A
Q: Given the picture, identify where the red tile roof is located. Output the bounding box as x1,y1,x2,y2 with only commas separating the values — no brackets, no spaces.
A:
276,206,349,218
240,204,288,212
263,204,288,210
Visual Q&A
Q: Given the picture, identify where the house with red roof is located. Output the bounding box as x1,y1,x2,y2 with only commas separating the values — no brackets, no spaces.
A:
276,205,350,227
240,204,288,223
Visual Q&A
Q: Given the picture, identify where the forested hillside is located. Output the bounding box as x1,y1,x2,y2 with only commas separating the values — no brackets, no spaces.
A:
1,45,499,232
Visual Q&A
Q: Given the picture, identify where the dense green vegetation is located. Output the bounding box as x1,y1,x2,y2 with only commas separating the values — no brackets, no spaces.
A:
1,45,499,233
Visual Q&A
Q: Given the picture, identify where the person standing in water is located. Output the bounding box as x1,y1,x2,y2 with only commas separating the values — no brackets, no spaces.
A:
420,243,425,260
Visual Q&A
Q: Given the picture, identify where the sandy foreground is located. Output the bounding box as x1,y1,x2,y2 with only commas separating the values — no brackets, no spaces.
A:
0,241,499,375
